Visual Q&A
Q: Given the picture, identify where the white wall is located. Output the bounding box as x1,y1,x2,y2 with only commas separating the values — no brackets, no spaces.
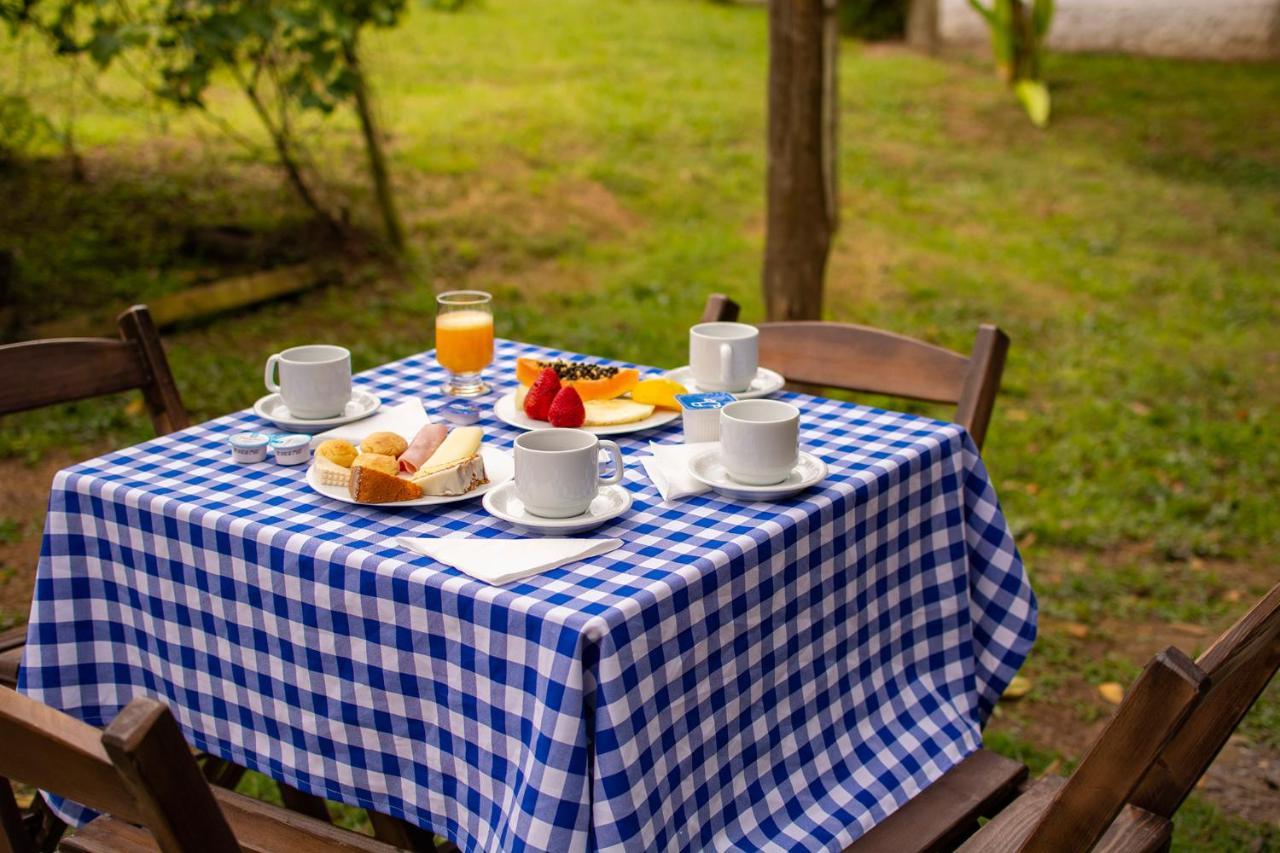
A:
938,0,1280,60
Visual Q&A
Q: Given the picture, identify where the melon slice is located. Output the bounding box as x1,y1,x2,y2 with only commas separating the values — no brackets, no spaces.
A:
515,357,639,401
582,399,655,427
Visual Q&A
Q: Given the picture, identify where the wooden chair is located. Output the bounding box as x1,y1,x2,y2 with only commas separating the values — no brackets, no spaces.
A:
0,305,189,691
699,294,1009,450
957,580,1280,852
0,686,403,853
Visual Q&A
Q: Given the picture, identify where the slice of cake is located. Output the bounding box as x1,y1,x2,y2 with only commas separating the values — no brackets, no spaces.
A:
409,426,489,496
348,465,423,504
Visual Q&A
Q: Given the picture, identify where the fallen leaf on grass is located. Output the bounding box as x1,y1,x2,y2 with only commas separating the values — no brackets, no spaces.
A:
1064,623,1089,640
1098,682,1125,705
124,397,146,417
1002,676,1032,700
14,789,34,809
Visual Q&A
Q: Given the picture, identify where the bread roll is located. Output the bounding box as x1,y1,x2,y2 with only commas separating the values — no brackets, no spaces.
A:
360,431,409,458
316,439,358,468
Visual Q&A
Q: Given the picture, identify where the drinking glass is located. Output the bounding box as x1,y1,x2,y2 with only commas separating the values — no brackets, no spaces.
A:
436,290,494,397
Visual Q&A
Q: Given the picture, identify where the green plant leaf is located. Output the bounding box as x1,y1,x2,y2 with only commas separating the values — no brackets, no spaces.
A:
1032,0,1054,40
1015,78,1051,127
965,0,997,25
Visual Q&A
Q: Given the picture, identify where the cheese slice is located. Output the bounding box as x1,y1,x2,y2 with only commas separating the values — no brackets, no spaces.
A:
413,453,489,496
312,456,351,488
414,427,483,478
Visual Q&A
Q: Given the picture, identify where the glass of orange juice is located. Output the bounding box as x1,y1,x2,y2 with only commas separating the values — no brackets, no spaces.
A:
436,290,494,397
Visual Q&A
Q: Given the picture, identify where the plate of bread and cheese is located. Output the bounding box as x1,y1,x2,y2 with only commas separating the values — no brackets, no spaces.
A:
493,357,681,436
307,424,512,506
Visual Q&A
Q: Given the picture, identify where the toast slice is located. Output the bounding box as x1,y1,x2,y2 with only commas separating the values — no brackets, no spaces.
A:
348,465,423,504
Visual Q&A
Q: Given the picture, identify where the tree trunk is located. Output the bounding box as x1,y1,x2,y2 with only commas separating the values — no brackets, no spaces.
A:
906,0,939,54
763,0,839,322
343,34,405,253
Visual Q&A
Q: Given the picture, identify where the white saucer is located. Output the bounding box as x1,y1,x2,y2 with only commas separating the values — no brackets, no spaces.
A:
493,392,680,436
306,448,513,507
482,481,632,535
663,366,786,399
255,389,382,433
687,448,828,501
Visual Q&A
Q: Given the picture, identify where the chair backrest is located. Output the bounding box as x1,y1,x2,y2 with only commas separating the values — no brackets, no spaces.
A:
1015,648,1207,852
699,294,1009,450
1130,580,1280,818
0,688,237,853
0,305,188,435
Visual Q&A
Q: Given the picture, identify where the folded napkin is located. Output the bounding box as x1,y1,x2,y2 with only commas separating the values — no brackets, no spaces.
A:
641,441,716,502
396,536,622,585
310,399,428,449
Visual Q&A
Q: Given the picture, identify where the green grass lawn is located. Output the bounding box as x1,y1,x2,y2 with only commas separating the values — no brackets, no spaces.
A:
2,0,1277,847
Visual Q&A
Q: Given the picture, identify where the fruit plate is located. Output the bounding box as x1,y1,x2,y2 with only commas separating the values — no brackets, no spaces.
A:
493,392,680,436
306,448,513,507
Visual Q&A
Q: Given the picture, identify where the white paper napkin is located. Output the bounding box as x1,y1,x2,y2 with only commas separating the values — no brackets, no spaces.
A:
641,441,716,502
396,536,622,585
310,399,429,448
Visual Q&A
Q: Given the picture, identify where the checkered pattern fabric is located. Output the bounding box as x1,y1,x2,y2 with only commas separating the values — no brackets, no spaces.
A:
20,339,1036,852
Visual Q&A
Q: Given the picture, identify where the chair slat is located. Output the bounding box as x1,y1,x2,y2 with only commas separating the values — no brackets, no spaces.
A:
846,748,1027,853
102,698,240,853
700,293,741,323
0,688,144,827
0,338,149,416
1131,581,1280,818
757,321,972,403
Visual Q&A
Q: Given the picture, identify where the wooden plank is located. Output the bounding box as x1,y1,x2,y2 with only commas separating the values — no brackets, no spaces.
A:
699,293,741,323
29,264,326,339
847,749,1027,852
757,321,972,403
1018,648,1204,851
1132,581,1280,817
0,688,144,827
116,306,190,434
0,649,19,690
954,324,1009,451
0,338,149,417
101,698,240,853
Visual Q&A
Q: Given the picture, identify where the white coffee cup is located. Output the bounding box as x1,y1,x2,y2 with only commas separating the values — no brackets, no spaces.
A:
719,399,800,485
514,429,625,518
689,322,758,393
264,345,352,419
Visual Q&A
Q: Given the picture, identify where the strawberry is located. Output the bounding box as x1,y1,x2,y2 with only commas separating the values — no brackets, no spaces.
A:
548,387,586,428
523,367,561,421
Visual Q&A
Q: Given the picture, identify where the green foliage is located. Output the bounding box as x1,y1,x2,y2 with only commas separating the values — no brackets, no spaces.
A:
0,93,48,162
966,0,1053,125
837,0,905,40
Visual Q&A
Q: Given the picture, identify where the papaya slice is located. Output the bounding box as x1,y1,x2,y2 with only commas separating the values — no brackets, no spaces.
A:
515,357,639,401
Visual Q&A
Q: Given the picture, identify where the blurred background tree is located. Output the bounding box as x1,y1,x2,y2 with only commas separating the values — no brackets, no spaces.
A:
1,0,408,250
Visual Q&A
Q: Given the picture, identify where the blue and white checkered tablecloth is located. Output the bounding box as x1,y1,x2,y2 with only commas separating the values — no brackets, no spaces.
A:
20,338,1036,852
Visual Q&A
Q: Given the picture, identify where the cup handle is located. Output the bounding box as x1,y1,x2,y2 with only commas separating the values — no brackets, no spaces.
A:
719,342,733,385
597,440,624,486
264,354,281,393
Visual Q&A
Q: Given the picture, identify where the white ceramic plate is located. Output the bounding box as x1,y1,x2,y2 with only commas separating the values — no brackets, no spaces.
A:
306,448,513,507
482,481,632,535
687,448,829,501
492,392,680,436
662,366,786,400
255,389,382,433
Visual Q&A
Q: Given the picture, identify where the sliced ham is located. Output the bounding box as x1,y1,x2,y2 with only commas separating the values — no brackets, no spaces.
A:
399,423,449,474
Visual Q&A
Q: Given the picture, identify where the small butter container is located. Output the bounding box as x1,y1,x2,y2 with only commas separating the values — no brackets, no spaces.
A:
269,433,311,466
676,392,736,443
228,432,270,464
441,400,480,426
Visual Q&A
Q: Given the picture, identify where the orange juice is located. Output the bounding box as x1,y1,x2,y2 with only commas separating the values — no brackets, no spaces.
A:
436,309,494,374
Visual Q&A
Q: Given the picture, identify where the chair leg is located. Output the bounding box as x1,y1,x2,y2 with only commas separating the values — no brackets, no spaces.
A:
367,811,456,852
198,755,247,790
278,783,332,823
0,778,64,853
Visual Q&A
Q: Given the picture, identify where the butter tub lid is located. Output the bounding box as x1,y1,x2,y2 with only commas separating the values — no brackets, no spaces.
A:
268,433,310,450
229,432,270,448
675,392,737,411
